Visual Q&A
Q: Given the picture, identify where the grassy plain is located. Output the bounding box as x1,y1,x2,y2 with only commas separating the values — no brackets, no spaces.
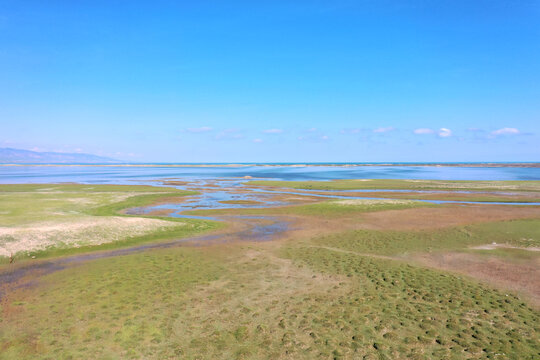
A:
1,183,539,359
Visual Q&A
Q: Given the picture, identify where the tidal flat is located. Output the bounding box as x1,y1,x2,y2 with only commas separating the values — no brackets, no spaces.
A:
1,179,539,359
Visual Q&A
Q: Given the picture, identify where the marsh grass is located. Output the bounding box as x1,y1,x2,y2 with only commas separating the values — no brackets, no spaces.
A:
0,247,224,359
466,248,540,262
308,219,540,257
287,199,433,217
186,198,434,218
3,238,538,359
281,246,540,359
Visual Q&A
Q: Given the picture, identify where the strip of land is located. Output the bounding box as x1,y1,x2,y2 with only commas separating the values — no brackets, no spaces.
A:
249,178,540,191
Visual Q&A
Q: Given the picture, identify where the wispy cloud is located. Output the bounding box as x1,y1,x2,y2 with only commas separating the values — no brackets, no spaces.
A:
215,129,243,140
263,128,284,134
491,127,520,136
185,126,213,133
413,128,434,135
438,128,452,137
373,126,394,133
298,134,329,142
414,127,452,137
253,138,263,143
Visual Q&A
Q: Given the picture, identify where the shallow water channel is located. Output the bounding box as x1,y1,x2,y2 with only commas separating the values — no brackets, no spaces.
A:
131,179,540,221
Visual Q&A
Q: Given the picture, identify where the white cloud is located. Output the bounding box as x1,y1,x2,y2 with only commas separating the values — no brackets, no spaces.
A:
491,128,520,136
307,127,317,132
413,128,434,135
321,135,329,140
263,128,283,134
438,128,452,137
373,126,394,133
186,126,213,133
215,129,243,140
253,138,263,143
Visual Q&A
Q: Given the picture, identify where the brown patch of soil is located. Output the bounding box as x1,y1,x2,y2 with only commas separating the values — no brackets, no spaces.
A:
161,180,189,186
143,208,176,216
359,204,540,230
414,252,540,307
218,200,262,205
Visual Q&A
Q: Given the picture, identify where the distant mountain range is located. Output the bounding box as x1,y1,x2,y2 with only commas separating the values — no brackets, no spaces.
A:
0,147,121,164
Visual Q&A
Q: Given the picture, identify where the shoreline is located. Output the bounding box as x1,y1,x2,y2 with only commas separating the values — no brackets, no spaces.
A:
1,162,540,168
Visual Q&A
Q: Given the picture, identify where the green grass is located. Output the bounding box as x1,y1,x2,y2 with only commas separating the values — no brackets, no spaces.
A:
85,191,195,217
8,218,221,263
1,183,539,359
284,199,434,217
0,184,222,263
281,246,540,359
344,193,540,203
467,248,540,262
0,184,194,226
250,179,540,192
0,247,224,359
185,199,435,218
309,219,540,257
2,228,538,359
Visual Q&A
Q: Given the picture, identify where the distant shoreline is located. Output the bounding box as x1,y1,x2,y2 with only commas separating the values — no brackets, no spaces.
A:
1,163,539,168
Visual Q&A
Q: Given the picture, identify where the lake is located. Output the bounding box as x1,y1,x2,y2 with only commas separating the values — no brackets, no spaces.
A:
1,164,539,184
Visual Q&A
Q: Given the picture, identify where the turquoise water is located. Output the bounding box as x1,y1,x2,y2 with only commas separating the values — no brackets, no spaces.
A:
1,164,539,183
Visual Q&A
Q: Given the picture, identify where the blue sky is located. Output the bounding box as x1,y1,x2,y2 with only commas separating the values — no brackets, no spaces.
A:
0,1,539,162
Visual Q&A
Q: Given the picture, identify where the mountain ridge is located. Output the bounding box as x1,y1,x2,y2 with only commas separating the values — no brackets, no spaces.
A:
0,147,121,164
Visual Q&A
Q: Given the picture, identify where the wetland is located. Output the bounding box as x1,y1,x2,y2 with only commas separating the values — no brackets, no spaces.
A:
1,173,539,359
